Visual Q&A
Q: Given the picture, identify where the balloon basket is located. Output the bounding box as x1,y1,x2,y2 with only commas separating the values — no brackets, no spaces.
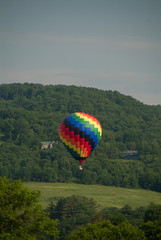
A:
79,165,83,171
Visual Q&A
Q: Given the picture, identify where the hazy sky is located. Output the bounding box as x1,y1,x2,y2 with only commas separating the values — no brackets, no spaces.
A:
1,0,161,105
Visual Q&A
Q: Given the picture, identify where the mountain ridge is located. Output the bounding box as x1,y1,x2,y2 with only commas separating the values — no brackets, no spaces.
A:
0,83,161,192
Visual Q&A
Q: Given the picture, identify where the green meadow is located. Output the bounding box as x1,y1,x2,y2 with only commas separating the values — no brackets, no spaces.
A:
25,182,161,209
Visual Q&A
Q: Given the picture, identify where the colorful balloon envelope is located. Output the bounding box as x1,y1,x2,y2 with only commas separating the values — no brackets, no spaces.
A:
59,112,102,165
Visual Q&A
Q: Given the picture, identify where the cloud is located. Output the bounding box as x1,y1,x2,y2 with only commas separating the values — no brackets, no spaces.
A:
2,31,161,54
0,68,83,86
118,35,161,49
41,34,102,44
0,31,103,46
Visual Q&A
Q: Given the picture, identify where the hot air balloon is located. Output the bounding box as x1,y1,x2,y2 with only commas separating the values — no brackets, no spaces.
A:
59,112,102,169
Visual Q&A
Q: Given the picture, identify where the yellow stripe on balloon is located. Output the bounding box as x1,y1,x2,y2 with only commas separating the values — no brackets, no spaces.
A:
60,135,85,157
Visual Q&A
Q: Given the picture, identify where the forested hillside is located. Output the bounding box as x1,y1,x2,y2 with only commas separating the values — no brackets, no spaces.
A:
0,83,161,192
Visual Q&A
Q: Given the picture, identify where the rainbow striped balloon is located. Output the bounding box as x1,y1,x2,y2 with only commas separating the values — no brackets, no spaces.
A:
59,112,102,165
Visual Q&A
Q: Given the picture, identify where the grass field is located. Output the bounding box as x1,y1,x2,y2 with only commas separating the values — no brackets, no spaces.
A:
25,182,161,210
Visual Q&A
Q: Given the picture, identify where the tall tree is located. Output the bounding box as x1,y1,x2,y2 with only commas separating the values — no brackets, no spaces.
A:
0,177,59,240
46,195,97,239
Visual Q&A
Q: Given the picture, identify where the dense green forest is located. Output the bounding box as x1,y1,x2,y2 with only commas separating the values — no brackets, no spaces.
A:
0,83,161,192
1,177,161,239
47,195,161,240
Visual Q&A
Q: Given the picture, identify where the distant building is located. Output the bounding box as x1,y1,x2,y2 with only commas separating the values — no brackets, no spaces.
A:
122,150,139,160
41,140,58,149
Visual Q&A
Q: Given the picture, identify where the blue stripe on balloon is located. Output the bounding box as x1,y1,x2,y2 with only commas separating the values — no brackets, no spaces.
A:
79,124,85,132
74,121,80,128
85,127,90,135
89,131,98,146
67,115,75,124
67,115,80,128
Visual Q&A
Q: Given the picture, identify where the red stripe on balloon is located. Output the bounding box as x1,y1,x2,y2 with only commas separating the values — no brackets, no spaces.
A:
59,123,92,157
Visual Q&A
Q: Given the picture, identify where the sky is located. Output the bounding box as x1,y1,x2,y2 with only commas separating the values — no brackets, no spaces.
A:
0,0,161,105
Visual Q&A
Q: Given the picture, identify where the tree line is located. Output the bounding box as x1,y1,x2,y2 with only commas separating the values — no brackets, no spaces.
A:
1,177,161,240
0,83,161,192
